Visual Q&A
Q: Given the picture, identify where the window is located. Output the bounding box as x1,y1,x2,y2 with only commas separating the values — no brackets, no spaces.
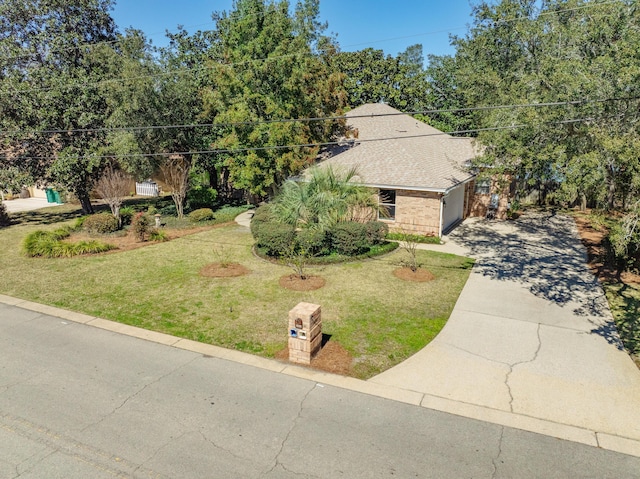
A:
475,179,490,195
378,189,396,220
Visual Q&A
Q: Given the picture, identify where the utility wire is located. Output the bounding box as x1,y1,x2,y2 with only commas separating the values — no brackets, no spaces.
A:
7,115,605,162
0,0,626,96
1,96,636,137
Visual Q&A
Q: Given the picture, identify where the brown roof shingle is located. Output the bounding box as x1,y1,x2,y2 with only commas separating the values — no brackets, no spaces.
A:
317,103,477,192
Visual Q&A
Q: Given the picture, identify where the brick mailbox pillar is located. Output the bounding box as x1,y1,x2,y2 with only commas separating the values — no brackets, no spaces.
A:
288,302,322,365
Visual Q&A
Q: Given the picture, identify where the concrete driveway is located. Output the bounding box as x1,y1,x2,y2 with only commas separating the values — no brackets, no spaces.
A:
2,197,61,213
371,211,640,451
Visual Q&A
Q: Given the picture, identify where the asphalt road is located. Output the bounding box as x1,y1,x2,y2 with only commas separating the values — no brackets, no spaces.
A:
1,303,639,478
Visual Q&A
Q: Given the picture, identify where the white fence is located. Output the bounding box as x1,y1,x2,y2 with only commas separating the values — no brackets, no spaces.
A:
135,181,159,197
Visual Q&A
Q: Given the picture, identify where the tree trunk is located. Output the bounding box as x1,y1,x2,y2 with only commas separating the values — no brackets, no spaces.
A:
206,165,218,189
79,194,94,215
607,179,616,210
580,193,587,212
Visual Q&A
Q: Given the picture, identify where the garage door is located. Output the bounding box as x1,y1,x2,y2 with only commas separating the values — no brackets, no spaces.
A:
442,186,465,233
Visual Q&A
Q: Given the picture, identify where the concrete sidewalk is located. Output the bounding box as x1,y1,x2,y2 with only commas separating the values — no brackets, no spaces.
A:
370,212,640,453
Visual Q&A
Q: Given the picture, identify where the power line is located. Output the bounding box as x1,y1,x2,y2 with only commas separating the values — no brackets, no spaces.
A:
6,115,607,162
0,0,626,97
2,96,636,137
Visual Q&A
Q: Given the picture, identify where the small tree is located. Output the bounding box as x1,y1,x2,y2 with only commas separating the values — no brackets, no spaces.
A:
399,229,421,272
160,155,191,219
94,165,131,225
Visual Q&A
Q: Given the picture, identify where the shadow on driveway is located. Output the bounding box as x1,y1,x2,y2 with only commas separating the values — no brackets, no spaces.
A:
448,211,620,348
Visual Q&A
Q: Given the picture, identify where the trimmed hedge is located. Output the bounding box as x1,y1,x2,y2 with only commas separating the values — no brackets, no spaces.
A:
189,208,215,222
252,218,391,259
250,204,273,237
83,213,119,234
253,222,296,257
364,221,389,245
330,221,370,256
297,228,329,256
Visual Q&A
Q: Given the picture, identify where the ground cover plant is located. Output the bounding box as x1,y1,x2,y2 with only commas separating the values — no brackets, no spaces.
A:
574,211,640,367
0,203,473,378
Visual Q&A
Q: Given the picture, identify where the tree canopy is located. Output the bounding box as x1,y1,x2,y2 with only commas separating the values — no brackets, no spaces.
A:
441,0,640,209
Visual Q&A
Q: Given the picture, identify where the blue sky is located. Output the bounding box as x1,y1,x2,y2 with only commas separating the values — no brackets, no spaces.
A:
110,1,475,59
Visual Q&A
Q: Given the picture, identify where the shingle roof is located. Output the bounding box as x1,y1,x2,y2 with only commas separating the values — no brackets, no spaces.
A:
317,103,477,192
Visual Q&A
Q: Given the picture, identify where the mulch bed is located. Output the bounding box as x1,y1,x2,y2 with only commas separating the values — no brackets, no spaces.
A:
200,262,250,278
70,223,230,255
275,339,353,376
279,274,326,291
393,267,436,282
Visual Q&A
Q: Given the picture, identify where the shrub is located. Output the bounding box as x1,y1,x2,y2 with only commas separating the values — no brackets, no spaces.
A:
296,228,329,256
364,221,388,245
83,213,119,235
254,222,296,257
330,221,370,256
119,206,135,226
159,204,177,216
189,208,215,222
250,204,273,237
131,212,151,241
213,205,251,224
72,216,86,231
0,202,10,227
23,229,115,257
149,228,168,242
187,186,218,211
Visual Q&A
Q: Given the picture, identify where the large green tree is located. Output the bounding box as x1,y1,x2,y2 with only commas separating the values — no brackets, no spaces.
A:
332,44,431,111
0,0,119,213
449,0,640,209
201,0,348,198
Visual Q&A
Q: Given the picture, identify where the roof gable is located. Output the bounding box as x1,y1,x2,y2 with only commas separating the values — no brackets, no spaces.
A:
317,103,477,192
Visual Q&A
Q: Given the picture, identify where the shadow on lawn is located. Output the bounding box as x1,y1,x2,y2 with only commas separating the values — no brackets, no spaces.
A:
449,210,622,348
11,206,85,226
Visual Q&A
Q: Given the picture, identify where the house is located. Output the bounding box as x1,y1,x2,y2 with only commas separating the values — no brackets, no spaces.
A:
316,103,503,237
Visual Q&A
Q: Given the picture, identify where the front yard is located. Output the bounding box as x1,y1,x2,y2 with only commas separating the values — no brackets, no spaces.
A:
0,204,473,378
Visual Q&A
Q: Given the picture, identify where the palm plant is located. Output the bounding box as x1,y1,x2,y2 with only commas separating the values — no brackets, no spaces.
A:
272,166,378,231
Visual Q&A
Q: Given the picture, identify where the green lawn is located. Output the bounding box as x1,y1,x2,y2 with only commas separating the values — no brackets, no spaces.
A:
0,204,474,378
604,282,640,367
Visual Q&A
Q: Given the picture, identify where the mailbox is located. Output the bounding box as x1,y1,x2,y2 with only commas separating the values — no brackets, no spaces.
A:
288,302,322,365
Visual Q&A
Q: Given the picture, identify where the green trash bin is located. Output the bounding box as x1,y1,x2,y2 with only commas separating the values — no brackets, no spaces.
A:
45,188,55,203
52,190,62,203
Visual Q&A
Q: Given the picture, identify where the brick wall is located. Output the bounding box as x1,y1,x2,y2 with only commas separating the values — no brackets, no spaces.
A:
468,175,513,220
384,189,441,236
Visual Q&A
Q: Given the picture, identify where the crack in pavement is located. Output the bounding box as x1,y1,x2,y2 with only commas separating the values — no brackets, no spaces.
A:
13,450,56,479
491,426,505,479
81,355,199,433
197,430,246,463
132,431,189,478
505,323,542,412
439,342,513,367
264,383,318,477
